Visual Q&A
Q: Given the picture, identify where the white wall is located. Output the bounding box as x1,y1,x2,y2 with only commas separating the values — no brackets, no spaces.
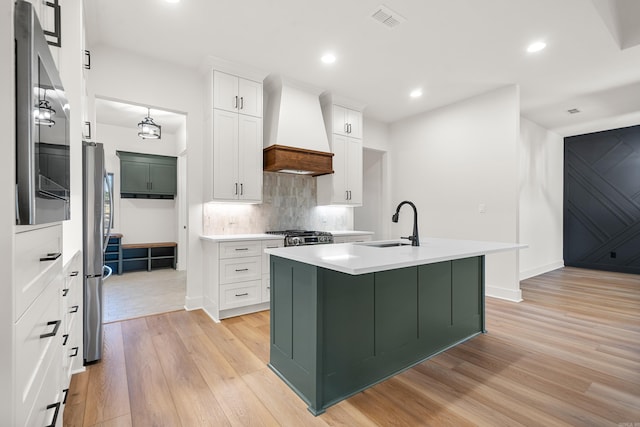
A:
89,45,204,308
519,117,564,279
59,0,84,264
98,123,179,244
389,86,522,301
358,118,392,239
0,0,15,420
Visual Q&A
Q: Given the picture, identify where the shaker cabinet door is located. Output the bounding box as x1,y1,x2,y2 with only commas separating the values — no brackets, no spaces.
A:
213,71,239,113
213,109,240,200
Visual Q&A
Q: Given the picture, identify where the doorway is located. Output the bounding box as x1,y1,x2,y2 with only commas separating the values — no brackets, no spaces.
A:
355,148,388,239
95,97,189,322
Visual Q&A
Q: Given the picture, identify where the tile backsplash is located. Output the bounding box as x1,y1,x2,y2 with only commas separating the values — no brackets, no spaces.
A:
203,172,353,234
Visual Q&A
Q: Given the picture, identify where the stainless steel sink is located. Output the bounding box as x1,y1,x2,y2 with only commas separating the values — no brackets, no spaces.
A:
355,241,411,248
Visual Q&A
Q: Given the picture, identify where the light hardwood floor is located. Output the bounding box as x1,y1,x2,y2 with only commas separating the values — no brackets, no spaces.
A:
64,267,640,426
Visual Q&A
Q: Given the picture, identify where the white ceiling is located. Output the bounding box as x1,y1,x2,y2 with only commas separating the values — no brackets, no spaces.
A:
85,0,640,135
95,98,185,135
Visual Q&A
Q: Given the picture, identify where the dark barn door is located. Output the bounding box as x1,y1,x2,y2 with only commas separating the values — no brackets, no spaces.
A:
564,124,640,274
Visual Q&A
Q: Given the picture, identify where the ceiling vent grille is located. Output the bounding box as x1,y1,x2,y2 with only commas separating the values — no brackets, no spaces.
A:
371,5,406,28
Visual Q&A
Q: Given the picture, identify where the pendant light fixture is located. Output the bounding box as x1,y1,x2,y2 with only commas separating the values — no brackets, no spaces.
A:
137,108,161,139
35,89,56,127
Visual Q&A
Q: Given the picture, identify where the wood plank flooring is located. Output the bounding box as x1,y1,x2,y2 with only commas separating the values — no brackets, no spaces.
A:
64,267,640,426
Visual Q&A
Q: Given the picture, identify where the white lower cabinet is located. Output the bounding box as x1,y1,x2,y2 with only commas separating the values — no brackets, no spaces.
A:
10,224,75,427
203,237,284,320
333,233,374,244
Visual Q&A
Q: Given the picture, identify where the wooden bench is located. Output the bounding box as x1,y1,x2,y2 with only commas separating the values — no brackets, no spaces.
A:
120,242,177,273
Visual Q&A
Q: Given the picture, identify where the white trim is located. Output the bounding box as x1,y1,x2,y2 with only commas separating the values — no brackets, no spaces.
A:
519,261,564,281
486,286,523,302
184,295,203,311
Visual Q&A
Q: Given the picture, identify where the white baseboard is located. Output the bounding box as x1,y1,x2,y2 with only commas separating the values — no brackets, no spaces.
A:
184,295,203,311
519,261,565,281
486,286,523,302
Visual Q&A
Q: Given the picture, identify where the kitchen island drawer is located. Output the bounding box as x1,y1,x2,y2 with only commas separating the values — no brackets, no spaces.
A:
219,256,261,284
219,241,262,258
220,281,262,309
14,224,62,320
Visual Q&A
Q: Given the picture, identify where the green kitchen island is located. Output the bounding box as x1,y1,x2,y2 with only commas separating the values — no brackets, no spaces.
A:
264,237,524,415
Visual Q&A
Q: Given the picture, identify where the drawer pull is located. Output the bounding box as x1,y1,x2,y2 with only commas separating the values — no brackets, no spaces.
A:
62,288,69,297
63,334,69,346
40,252,61,262
266,246,279,249
235,292,249,297
235,248,249,251
70,346,79,357
45,402,60,427
69,305,79,313
235,268,249,272
70,270,79,277
63,388,69,404
40,320,61,339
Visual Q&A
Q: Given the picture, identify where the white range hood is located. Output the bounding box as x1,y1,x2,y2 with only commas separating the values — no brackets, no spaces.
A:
263,75,334,176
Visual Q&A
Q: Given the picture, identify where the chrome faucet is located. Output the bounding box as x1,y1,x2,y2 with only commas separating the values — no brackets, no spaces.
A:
392,201,420,246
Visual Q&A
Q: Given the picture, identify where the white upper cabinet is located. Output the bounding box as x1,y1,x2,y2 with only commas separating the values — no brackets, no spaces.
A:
317,93,365,206
213,71,263,118
332,105,362,139
210,68,264,203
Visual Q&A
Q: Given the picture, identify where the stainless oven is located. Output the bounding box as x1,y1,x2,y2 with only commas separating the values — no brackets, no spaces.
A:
15,0,70,225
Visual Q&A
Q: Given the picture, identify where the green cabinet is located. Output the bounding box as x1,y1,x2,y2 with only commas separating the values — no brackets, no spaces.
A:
269,256,485,415
117,151,177,198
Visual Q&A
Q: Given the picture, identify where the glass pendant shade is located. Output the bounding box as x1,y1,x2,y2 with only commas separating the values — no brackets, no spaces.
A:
35,98,56,127
138,108,161,139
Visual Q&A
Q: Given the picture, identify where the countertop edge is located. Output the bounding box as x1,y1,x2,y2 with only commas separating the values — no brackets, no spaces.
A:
200,234,285,242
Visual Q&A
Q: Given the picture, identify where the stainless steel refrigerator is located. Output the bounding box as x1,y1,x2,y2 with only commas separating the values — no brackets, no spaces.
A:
82,141,113,364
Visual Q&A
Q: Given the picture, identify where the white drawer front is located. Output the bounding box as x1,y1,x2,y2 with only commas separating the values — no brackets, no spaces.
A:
219,241,262,259
262,275,270,303
262,240,284,271
24,340,63,427
219,257,261,284
15,275,63,427
220,281,262,309
348,235,373,243
15,225,62,320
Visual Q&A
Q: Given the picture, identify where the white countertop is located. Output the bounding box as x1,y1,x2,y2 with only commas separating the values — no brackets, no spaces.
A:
265,237,526,275
200,234,284,242
328,230,375,237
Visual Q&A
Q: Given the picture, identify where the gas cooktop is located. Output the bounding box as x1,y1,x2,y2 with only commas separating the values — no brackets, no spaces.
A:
266,230,334,246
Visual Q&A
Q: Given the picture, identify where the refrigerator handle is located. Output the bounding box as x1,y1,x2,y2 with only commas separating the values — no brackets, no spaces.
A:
103,265,113,281
102,171,114,252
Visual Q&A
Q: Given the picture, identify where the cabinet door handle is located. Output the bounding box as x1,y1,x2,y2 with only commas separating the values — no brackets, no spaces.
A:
344,123,349,133
70,271,79,277
40,252,61,262
235,292,249,297
70,347,79,357
235,268,249,272
234,96,238,109
70,305,79,314
45,402,61,427
84,50,91,70
240,183,243,195
240,96,244,110
40,320,61,339
235,248,249,251
62,288,69,297
63,334,69,346
345,190,349,200
235,183,238,195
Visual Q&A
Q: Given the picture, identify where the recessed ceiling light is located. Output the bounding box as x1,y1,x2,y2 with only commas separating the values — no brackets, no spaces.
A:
527,41,546,53
321,53,336,64
409,89,422,98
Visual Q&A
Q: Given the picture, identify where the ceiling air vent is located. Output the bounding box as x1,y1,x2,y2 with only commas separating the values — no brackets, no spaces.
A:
371,5,406,28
